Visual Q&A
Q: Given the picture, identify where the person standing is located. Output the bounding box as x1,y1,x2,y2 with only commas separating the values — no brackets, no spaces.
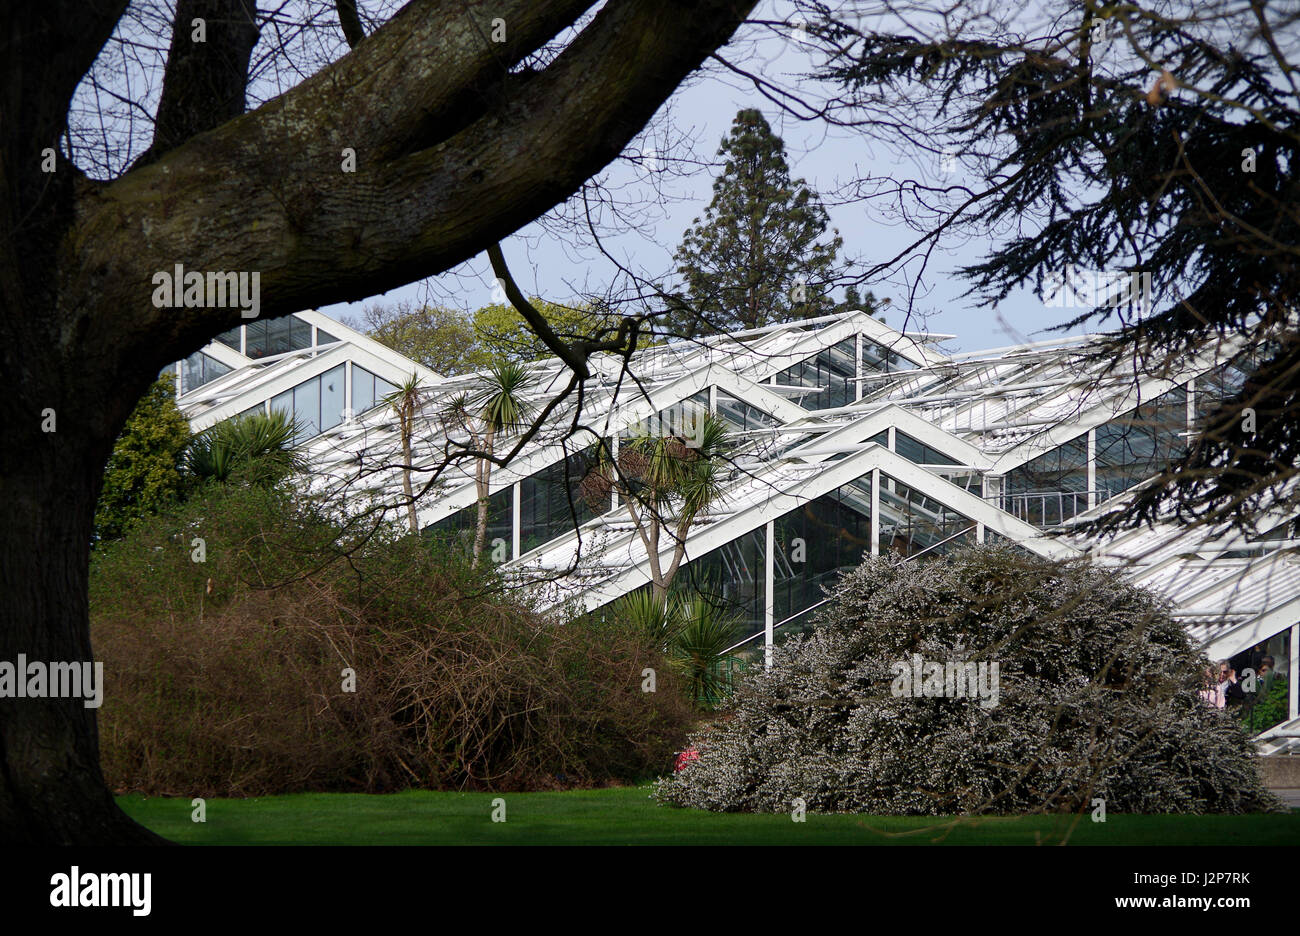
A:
1217,661,1245,710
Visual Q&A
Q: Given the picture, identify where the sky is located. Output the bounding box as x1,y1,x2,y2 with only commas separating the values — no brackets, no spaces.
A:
311,2,1093,355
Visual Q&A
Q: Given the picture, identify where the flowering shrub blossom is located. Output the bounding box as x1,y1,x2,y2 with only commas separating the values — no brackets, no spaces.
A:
655,548,1280,815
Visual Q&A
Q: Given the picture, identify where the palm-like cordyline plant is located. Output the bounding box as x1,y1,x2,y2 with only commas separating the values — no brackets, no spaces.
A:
612,588,740,708
183,410,304,485
384,373,427,534
444,361,535,566
610,413,731,601
667,594,740,708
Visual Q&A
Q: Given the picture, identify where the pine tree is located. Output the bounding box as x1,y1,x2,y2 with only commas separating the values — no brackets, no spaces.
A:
672,109,843,336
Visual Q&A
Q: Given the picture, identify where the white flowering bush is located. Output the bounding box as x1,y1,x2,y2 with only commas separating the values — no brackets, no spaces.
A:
655,547,1279,815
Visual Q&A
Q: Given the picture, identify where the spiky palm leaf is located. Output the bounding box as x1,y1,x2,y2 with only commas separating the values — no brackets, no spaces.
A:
383,373,426,418
477,360,535,435
184,410,304,484
667,593,741,707
613,589,680,649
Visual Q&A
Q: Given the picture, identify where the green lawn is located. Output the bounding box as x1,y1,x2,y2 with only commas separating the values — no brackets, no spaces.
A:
116,786,1300,845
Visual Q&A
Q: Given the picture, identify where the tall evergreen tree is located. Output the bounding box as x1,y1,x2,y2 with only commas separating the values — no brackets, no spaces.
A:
672,109,844,336
93,378,192,545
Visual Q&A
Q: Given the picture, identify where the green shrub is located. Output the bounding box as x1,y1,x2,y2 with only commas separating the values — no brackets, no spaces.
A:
94,378,191,544
656,547,1280,815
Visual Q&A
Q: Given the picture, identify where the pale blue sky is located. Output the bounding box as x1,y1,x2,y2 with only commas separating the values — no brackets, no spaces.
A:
318,1,1090,354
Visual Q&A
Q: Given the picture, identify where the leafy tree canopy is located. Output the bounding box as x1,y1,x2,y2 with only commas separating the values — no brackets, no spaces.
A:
472,299,621,362
347,302,495,375
93,378,191,545
352,298,619,371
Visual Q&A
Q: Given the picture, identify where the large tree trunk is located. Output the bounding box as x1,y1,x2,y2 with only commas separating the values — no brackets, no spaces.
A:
1,0,756,843
0,366,164,843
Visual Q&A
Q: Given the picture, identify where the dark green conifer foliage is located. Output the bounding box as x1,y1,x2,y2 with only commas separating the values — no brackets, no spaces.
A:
672,109,843,336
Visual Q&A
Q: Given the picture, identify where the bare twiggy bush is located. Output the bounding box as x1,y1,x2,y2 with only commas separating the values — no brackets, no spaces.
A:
91,483,695,796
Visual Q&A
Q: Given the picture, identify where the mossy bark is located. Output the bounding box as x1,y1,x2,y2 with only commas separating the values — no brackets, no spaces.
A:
0,0,755,842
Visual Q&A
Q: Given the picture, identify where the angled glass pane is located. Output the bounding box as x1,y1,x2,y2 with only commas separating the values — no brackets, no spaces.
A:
293,374,322,441
423,487,512,556
352,366,377,413
215,326,242,352
677,530,765,658
244,319,269,359
620,393,710,444
877,478,973,557
519,447,601,553
674,474,877,663
180,351,232,394
290,316,313,352
265,316,295,357
1004,435,1088,526
269,389,292,419
861,336,914,375
895,431,959,467
1195,350,1259,427
773,337,856,410
770,474,873,642
715,389,777,433
1095,387,1187,499
320,364,345,431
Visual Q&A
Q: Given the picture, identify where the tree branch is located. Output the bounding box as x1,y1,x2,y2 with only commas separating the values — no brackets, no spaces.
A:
70,0,754,381
487,242,592,377
134,0,261,167
336,0,367,49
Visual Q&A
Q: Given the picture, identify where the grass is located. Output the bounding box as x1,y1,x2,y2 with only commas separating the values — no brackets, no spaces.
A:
117,786,1300,845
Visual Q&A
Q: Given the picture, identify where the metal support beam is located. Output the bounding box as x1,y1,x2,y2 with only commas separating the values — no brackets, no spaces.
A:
1087,428,1097,510
854,332,863,402
870,468,880,556
512,482,521,560
610,435,619,512
343,361,353,421
764,520,775,671
1291,623,1299,722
